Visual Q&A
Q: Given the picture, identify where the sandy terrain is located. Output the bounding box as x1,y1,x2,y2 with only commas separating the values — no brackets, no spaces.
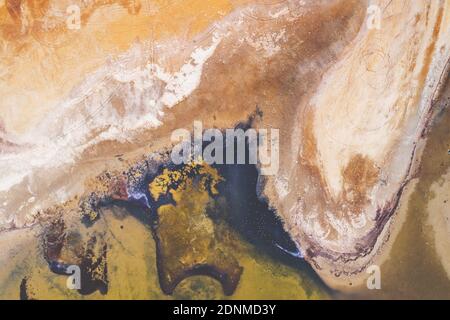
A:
1,0,450,296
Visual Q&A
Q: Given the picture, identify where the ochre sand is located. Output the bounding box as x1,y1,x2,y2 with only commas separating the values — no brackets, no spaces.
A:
0,206,329,299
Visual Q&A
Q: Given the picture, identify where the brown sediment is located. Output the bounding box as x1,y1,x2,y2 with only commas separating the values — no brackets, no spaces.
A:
342,154,379,212
42,217,66,262
5,0,22,21
108,178,129,202
418,6,444,91
39,211,109,295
